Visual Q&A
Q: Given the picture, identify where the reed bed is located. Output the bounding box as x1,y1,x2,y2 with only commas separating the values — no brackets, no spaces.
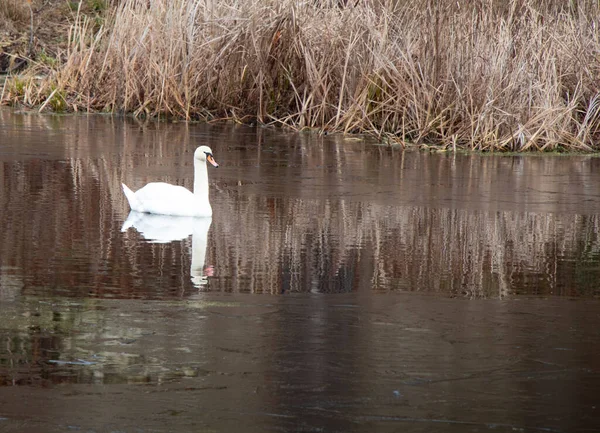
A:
3,0,600,151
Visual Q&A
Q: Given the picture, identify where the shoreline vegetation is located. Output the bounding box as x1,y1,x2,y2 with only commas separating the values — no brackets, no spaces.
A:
2,0,600,152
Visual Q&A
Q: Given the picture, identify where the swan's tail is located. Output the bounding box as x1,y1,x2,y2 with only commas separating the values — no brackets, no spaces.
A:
122,183,139,211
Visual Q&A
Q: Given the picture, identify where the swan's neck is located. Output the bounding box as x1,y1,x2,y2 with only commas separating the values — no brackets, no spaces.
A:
193,159,209,203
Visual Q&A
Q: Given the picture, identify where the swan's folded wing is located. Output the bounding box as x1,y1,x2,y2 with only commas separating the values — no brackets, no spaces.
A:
134,182,199,216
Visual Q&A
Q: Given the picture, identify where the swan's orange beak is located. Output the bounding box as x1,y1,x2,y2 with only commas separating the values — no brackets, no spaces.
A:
207,154,219,168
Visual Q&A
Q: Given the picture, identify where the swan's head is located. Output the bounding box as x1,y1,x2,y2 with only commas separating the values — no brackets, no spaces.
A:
194,145,219,168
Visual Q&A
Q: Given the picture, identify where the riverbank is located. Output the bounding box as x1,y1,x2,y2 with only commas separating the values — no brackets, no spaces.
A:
2,0,600,152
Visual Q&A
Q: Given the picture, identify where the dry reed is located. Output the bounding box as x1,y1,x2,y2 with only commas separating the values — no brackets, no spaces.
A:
3,0,600,151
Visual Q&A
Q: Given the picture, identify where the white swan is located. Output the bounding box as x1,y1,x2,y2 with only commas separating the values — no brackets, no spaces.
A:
122,145,219,217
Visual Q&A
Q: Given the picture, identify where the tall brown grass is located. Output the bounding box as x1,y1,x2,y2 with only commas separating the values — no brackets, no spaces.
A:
3,0,600,151
0,0,29,25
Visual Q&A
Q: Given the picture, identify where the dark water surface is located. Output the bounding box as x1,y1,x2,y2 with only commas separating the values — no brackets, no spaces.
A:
0,110,599,432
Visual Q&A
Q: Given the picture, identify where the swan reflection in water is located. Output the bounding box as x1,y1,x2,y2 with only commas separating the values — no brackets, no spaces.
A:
121,211,213,288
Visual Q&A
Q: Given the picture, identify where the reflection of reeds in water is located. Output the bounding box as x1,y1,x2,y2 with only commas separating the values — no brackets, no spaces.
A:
1,112,600,298
212,191,600,297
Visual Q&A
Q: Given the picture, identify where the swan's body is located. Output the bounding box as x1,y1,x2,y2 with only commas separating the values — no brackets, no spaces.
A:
122,146,218,217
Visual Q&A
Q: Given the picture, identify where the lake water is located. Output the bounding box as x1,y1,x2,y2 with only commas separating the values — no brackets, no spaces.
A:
0,110,599,432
